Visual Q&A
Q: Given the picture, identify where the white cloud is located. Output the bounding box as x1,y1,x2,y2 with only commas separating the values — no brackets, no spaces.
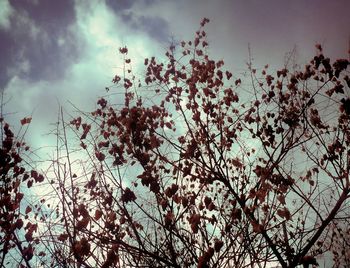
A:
4,0,164,150
0,0,13,30
74,0,162,77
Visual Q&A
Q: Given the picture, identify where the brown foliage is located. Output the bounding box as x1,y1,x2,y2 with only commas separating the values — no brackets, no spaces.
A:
0,120,44,267
3,20,350,268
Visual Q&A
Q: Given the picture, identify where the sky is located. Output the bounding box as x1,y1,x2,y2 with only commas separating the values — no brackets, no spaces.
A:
0,0,349,151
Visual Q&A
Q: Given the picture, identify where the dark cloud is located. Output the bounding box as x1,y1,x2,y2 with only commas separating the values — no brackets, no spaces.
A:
121,12,170,43
9,0,75,27
0,0,82,89
105,0,157,13
138,16,170,43
105,0,136,12
106,0,169,43
0,31,16,89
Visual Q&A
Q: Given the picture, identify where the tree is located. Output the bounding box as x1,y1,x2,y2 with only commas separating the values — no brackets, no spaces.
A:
0,104,45,267
3,18,350,267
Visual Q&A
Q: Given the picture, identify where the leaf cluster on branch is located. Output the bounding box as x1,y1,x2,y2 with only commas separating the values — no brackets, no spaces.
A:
1,18,350,268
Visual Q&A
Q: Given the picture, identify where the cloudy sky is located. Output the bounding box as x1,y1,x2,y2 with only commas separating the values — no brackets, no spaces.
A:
1,0,349,151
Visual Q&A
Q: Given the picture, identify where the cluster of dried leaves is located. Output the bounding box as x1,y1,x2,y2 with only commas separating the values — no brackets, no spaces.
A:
1,19,350,267
0,118,46,267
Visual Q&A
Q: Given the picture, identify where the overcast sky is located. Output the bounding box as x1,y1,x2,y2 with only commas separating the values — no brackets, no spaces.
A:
1,0,349,151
